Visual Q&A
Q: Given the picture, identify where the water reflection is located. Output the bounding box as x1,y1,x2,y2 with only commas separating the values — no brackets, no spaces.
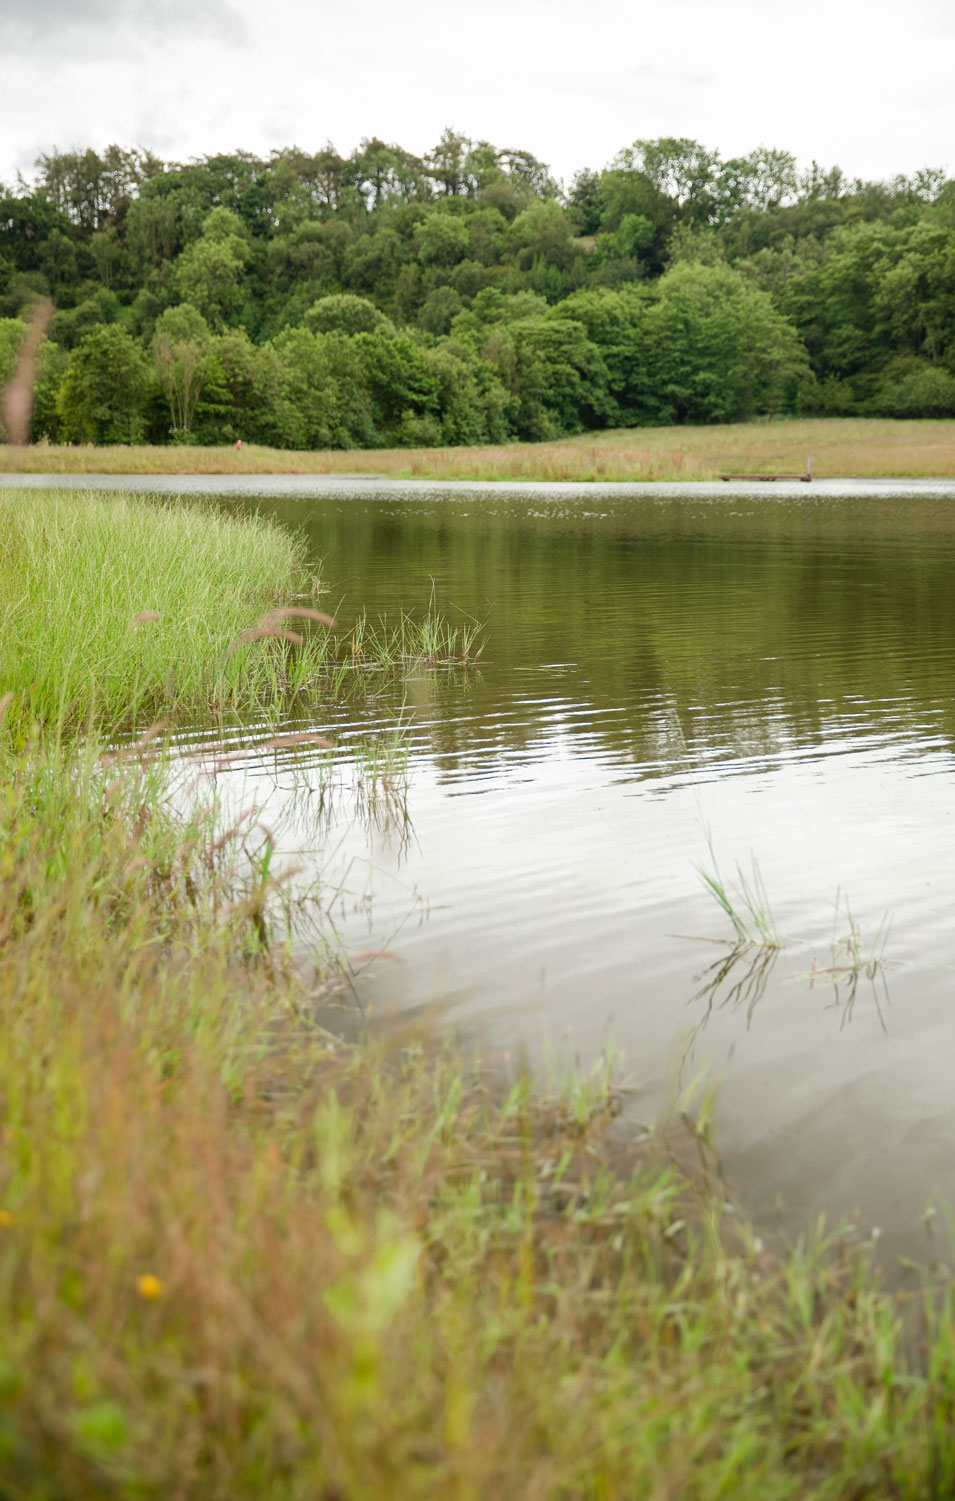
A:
236,483,955,1264
804,903,892,1033
228,486,955,811
14,472,955,1262
686,941,781,1041
678,921,891,1089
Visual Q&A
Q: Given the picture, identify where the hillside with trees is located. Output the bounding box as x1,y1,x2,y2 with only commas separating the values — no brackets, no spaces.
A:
2,131,954,447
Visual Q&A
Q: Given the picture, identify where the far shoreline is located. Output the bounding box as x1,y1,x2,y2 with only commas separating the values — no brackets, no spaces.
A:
2,416,955,483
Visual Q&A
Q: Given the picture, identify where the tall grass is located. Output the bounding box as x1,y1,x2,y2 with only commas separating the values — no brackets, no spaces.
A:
5,417,955,479
0,489,476,744
0,488,336,737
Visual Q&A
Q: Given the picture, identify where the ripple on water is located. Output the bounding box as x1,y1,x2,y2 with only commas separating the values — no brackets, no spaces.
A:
28,473,955,1262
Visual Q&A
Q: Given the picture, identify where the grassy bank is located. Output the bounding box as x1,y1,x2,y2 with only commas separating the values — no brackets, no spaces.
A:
6,490,955,1496
6,734,955,1498
0,488,336,739
3,417,955,481
0,488,480,742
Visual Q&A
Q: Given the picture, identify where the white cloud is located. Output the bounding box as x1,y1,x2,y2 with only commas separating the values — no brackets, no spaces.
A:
0,0,950,190
0,0,243,50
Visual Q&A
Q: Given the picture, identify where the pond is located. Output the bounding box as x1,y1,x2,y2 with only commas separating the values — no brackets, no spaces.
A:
10,472,955,1264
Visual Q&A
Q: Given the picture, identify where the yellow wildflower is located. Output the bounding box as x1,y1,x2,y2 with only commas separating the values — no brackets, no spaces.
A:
136,1273,165,1300
0,1210,14,1227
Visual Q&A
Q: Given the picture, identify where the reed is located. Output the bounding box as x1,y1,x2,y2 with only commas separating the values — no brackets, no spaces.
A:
0,487,339,738
696,831,780,947
346,607,484,672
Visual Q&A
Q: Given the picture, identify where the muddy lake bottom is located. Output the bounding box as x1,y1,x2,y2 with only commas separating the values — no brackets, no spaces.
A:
10,472,955,1269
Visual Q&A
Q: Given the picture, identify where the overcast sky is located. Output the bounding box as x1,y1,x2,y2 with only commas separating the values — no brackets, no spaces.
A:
1,0,952,191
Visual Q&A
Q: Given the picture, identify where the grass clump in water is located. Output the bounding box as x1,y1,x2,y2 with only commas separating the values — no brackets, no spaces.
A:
0,487,480,746
696,830,780,947
346,607,484,672
0,487,336,737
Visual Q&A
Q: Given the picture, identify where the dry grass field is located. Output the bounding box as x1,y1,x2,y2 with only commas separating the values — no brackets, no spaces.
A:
2,417,954,481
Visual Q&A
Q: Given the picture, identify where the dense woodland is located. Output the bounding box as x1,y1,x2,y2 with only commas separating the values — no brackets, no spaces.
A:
1,130,954,447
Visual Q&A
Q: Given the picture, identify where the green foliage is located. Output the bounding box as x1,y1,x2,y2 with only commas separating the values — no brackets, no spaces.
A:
173,209,250,329
151,302,214,436
485,315,611,437
263,326,370,448
875,220,955,364
0,194,73,272
352,327,437,434
510,199,577,272
415,210,471,267
197,326,281,445
0,316,24,391
56,326,151,444
303,292,390,336
49,289,121,351
567,167,601,234
31,336,69,442
3,132,955,448
417,285,463,335
645,262,809,423
876,359,955,417
556,285,654,419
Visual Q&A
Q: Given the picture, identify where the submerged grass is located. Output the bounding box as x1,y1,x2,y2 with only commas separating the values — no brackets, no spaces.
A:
5,417,955,480
346,607,484,671
9,485,955,1496
803,892,893,1027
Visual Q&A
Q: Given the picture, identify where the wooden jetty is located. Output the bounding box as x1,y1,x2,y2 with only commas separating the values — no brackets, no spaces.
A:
719,456,813,483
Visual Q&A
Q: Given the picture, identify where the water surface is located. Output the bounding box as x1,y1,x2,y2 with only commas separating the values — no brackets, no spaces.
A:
11,473,955,1262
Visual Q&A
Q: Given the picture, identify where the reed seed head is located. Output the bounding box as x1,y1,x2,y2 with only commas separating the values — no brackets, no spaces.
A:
262,606,337,629
228,626,304,654
262,733,334,750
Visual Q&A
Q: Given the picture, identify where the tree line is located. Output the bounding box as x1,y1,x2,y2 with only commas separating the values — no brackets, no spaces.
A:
1,130,954,447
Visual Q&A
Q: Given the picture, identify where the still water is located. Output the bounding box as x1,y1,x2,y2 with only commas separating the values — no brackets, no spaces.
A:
11,473,955,1261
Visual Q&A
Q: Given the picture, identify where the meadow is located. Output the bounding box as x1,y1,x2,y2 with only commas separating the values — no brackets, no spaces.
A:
3,416,955,483
5,487,955,1496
